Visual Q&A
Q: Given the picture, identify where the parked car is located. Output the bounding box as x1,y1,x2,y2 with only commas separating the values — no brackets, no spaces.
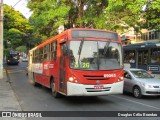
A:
22,57,28,62
124,68,160,98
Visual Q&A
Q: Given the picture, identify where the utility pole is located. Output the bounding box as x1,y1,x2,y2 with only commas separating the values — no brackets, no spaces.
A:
0,0,3,79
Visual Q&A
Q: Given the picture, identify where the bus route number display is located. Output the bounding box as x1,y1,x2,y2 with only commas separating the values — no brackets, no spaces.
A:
74,62,90,69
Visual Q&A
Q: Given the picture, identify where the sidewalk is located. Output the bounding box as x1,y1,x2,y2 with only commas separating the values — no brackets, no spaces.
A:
0,69,27,120
0,69,22,111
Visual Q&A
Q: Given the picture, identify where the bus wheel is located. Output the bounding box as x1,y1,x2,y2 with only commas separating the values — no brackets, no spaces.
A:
51,80,60,98
133,86,142,98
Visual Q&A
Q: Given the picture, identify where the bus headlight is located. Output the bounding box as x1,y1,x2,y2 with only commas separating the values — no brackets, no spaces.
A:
118,76,124,82
69,77,74,82
69,75,78,83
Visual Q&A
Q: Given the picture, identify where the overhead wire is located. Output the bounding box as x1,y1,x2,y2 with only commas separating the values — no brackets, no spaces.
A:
12,0,22,8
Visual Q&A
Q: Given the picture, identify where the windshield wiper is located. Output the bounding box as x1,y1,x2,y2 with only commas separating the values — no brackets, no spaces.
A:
103,39,111,55
77,38,85,68
78,38,84,55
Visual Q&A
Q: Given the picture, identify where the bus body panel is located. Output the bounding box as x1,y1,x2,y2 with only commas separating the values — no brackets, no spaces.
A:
66,69,124,84
66,69,124,96
67,81,124,96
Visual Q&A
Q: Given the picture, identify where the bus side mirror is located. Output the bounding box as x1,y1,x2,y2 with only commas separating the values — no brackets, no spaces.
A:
63,44,68,55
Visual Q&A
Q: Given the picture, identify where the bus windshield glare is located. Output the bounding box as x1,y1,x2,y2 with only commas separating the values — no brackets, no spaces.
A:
69,40,123,70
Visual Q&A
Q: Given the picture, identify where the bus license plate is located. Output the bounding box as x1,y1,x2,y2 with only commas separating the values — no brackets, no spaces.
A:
94,85,104,89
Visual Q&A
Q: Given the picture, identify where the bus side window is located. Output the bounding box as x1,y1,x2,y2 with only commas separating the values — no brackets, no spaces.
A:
43,44,50,62
39,48,43,62
43,46,47,62
50,41,57,61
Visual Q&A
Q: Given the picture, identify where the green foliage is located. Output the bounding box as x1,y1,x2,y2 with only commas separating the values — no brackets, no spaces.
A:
16,46,28,53
3,4,38,54
27,0,108,41
82,0,108,29
6,28,23,49
26,0,160,42
28,0,70,41
105,0,160,32
3,48,10,57
144,0,160,29
4,5,32,33
105,0,146,33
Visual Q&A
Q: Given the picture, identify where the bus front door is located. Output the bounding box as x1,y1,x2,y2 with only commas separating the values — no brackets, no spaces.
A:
59,43,67,94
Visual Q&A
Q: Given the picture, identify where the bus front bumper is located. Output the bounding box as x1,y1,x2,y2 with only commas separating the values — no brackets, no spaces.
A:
67,81,124,96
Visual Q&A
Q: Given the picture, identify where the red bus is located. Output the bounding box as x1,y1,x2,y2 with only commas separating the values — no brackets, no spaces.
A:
28,28,124,97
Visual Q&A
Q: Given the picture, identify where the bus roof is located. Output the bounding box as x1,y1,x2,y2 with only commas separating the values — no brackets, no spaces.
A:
123,42,158,50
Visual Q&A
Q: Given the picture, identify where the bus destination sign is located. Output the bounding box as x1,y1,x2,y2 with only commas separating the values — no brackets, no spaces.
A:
72,30,118,40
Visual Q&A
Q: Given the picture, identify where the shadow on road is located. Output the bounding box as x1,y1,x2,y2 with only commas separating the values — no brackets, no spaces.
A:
29,81,113,104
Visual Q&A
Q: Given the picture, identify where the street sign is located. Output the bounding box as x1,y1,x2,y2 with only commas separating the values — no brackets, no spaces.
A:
148,65,159,71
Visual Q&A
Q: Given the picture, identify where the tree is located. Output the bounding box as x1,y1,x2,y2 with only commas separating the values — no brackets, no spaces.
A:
105,0,146,34
142,0,160,30
27,0,108,41
75,0,108,28
27,0,71,42
27,0,160,43
3,4,37,54
105,0,160,33
5,28,23,49
16,46,28,53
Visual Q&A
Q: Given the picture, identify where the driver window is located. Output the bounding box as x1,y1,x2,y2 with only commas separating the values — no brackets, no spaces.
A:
124,71,131,79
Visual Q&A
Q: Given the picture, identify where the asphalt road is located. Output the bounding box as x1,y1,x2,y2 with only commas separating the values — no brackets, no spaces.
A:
6,62,160,120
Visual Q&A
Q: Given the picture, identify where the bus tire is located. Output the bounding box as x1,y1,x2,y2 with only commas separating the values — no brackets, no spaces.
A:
51,80,61,98
33,73,38,86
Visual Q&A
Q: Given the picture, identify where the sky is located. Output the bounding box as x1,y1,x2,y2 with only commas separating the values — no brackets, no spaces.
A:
4,0,32,19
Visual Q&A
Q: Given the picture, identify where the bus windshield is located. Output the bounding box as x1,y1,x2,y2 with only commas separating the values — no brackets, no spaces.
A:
11,54,19,59
69,40,123,70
